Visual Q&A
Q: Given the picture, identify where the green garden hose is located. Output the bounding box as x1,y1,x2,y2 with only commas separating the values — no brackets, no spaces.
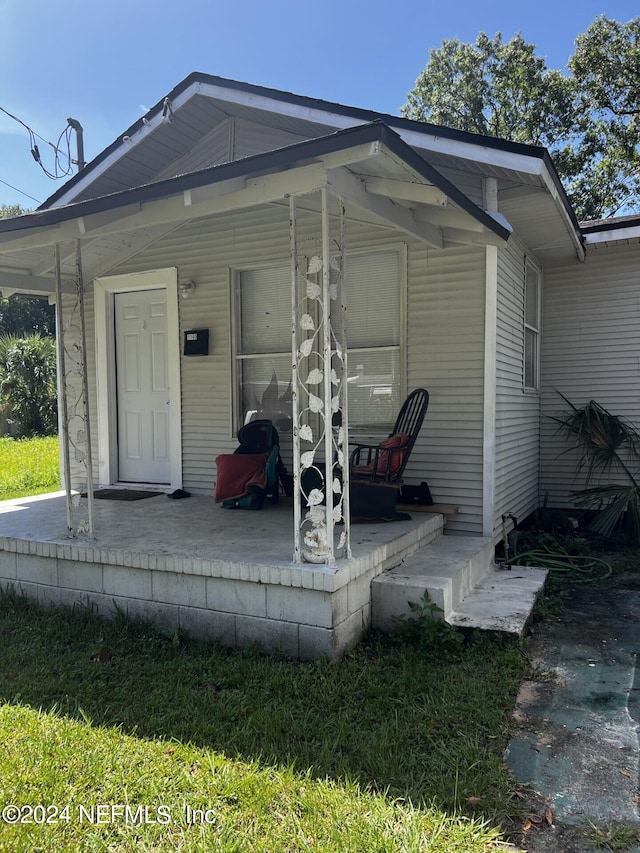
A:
506,546,612,585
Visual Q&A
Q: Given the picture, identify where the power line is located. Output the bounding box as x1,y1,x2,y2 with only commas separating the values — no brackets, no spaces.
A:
0,176,41,205
0,105,74,180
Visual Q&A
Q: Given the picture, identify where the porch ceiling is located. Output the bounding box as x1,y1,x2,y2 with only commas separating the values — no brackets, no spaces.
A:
0,123,509,298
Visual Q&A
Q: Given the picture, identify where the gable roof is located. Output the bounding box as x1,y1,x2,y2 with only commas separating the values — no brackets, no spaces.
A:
38,72,583,261
42,72,557,208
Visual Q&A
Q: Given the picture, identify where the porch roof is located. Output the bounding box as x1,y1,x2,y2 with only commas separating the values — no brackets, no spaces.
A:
0,122,509,297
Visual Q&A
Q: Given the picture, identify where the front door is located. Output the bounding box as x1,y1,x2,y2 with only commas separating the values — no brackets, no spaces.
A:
115,288,170,483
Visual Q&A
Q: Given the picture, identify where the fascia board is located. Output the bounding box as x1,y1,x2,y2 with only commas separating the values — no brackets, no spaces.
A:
584,225,640,244
198,81,551,177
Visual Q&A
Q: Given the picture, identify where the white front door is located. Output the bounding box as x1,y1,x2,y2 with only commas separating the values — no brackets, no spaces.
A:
115,288,170,483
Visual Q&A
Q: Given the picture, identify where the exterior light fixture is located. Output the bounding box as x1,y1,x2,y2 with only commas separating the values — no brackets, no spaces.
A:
179,279,196,299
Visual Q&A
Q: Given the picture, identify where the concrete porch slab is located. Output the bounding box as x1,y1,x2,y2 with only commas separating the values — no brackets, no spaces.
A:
0,491,445,659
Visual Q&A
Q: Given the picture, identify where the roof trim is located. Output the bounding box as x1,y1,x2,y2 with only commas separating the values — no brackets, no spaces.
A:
582,214,640,244
40,72,571,218
1,122,510,242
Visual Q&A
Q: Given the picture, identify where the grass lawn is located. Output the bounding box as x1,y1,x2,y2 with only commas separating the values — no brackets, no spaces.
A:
0,436,528,850
0,591,528,852
0,435,60,500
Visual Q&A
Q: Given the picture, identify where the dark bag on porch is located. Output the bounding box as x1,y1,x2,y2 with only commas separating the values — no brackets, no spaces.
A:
215,419,286,510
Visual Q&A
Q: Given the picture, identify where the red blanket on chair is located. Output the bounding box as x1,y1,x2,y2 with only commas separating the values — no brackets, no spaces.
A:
215,453,269,502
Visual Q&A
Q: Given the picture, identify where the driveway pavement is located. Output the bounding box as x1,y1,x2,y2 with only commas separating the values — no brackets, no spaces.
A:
505,588,640,852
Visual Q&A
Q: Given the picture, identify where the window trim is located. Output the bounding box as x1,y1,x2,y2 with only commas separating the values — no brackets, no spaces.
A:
523,257,542,392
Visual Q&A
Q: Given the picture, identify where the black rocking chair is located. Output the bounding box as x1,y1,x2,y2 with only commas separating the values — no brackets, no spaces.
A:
350,388,429,519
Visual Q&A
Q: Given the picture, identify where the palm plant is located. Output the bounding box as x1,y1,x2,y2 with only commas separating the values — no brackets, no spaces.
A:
0,334,57,436
552,394,640,544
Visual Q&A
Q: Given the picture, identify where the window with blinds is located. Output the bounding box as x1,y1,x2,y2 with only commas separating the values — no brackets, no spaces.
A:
232,247,404,432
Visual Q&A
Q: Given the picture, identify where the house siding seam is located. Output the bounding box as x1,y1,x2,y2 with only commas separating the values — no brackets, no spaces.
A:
494,236,541,536
540,240,640,507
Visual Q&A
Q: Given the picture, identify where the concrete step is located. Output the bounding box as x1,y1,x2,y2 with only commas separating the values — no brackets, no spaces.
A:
371,534,548,638
448,564,548,637
371,534,494,631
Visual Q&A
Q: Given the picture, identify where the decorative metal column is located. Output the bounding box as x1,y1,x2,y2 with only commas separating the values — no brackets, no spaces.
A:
290,190,351,565
54,241,95,537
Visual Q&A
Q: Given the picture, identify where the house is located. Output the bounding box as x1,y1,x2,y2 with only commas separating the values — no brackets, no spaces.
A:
0,73,635,657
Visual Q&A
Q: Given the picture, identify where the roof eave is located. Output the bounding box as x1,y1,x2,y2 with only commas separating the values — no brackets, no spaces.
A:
0,122,508,244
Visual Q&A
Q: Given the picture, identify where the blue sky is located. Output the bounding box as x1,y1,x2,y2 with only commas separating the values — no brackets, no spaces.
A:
1,0,638,209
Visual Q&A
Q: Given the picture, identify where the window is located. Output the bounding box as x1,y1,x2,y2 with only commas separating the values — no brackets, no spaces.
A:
341,248,403,431
524,259,541,390
233,247,403,432
233,263,292,432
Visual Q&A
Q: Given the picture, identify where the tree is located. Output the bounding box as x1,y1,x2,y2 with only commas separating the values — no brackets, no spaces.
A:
0,203,56,336
568,16,640,218
0,204,26,218
402,32,575,147
552,396,640,545
402,21,640,220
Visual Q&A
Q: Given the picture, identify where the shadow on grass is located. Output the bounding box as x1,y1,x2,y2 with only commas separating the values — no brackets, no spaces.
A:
0,589,527,821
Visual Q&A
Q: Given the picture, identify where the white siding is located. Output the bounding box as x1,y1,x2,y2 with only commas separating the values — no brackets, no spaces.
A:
154,120,234,180
231,117,311,159
153,117,312,183
407,243,487,534
494,237,541,534
66,205,491,535
541,240,640,506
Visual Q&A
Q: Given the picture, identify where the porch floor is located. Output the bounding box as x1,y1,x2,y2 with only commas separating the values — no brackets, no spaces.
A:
0,490,433,570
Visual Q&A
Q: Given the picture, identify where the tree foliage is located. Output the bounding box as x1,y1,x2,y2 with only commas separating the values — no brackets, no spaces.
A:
403,18,640,220
568,16,640,219
0,334,58,436
0,203,56,337
403,32,575,147
0,295,56,337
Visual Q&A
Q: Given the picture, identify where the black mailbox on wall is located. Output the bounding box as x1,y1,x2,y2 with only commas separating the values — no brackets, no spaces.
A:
183,329,209,356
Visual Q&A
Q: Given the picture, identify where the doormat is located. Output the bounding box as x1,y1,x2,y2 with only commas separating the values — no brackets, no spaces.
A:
84,489,162,501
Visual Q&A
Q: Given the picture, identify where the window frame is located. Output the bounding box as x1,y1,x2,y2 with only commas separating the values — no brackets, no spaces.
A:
523,257,542,392
230,244,407,435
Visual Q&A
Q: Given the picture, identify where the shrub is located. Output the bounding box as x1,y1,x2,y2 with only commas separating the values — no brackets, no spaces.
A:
0,334,57,436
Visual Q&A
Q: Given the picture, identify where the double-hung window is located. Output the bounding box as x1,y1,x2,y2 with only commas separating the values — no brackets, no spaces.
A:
233,262,292,431
524,259,541,391
340,248,403,431
232,246,404,432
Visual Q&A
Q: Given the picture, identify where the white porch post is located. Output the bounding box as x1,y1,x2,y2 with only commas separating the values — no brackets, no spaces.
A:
54,244,73,534
75,239,95,536
54,240,95,537
290,189,351,564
